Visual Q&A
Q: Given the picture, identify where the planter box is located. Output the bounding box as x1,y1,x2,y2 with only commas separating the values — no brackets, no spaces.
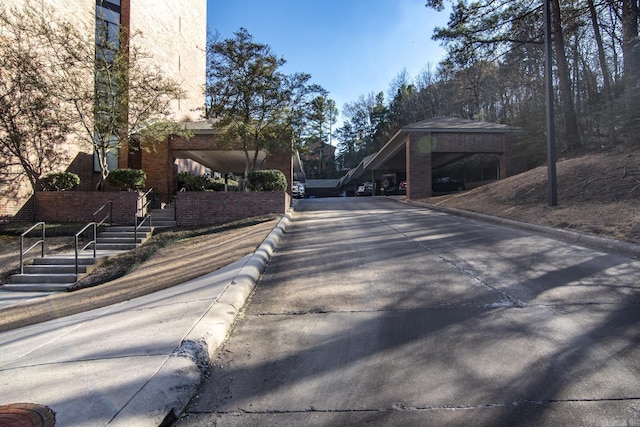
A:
176,191,290,226
35,192,141,225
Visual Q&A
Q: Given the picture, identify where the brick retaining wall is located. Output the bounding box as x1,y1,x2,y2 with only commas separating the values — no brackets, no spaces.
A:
35,192,140,225
176,191,290,226
33,191,289,226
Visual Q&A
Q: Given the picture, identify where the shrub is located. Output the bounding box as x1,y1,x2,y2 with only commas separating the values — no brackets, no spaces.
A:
176,172,208,191
41,172,80,191
106,168,146,191
206,180,226,191
206,176,240,191
246,170,287,192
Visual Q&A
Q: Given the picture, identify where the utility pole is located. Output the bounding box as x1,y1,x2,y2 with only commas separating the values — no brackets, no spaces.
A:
544,0,558,206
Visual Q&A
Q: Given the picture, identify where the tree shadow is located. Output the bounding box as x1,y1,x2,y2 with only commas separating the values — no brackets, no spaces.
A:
183,197,640,425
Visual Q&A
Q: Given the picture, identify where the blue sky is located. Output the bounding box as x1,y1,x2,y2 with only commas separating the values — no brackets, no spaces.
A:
207,0,450,126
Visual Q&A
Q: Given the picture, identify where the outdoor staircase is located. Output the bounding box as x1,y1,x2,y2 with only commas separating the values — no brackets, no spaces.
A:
2,225,154,292
149,207,177,229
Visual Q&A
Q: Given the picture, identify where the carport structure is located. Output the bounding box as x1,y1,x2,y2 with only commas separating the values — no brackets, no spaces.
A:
139,121,305,202
339,117,520,199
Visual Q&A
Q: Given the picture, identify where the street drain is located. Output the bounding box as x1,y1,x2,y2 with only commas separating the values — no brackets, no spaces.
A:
0,403,55,427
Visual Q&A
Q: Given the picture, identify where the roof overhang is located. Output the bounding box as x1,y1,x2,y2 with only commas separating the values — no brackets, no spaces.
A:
338,153,376,186
172,149,265,175
174,121,304,178
365,129,406,171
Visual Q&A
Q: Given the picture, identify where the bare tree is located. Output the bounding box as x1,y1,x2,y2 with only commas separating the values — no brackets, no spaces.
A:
0,1,75,191
53,7,189,189
1,0,190,191
587,0,616,147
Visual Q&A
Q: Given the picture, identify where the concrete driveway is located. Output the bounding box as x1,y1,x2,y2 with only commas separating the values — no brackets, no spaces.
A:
178,197,640,426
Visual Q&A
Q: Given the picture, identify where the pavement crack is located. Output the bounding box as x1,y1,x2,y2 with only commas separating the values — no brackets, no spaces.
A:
208,397,640,417
376,215,528,308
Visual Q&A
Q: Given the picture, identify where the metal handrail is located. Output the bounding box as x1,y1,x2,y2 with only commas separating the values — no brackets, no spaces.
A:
134,188,153,246
73,200,113,275
75,222,97,275
20,222,46,274
93,200,113,227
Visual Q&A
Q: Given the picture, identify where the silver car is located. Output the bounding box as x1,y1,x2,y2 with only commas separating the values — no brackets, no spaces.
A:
292,181,305,198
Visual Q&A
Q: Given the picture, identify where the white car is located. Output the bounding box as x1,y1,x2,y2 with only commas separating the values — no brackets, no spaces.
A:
355,182,373,196
292,181,305,198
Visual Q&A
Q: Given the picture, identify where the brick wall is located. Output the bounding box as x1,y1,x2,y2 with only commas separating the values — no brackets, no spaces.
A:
129,0,206,121
171,133,237,150
433,132,505,153
142,140,174,199
0,174,35,221
266,153,294,192
35,192,140,225
406,133,433,200
176,192,290,226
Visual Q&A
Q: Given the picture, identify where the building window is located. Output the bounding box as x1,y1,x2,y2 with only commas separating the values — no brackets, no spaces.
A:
94,0,122,173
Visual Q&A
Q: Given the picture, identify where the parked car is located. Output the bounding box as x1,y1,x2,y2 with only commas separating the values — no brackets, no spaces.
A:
380,173,406,195
355,182,373,196
432,177,465,193
292,181,305,198
398,181,407,195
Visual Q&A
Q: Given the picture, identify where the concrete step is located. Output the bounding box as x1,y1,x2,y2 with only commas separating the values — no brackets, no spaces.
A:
150,208,176,228
150,208,175,216
152,214,176,221
150,211,175,220
151,220,177,228
10,273,78,284
105,226,153,233
95,242,138,251
2,283,75,292
23,264,91,275
96,236,146,244
98,231,152,238
4,223,156,292
32,257,95,266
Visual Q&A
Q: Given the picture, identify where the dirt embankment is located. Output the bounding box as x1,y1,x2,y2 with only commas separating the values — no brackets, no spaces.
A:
420,146,640,244
0,218,279,331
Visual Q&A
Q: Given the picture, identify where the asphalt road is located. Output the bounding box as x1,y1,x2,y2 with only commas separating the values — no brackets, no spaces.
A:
176,197,640,426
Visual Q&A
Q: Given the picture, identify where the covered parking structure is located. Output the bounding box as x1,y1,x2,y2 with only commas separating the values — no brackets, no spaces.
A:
338,117,520,200
140,121,305,202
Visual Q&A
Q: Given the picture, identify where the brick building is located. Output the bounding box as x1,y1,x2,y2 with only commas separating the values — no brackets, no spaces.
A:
2,1,298,222
1,0,206,220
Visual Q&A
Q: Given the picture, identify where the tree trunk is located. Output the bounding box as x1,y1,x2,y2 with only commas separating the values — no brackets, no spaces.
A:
96,148,109,191
242,144,250,192
622,0,640,136
622,0,640,82
588,0,616,146
551,0,581,150
251,149,260,171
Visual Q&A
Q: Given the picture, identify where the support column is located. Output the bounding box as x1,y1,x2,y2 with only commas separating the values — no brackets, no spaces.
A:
499,134,509,179
141,136,174,200
267,152,293,193
371,170,376,196
406,133,432,200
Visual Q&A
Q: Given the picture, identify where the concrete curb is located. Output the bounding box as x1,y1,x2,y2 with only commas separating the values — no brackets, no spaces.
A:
109,210,294,427
405,199,640,258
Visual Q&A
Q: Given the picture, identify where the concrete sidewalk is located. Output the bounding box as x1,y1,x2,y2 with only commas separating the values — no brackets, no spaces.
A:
0,214,290,426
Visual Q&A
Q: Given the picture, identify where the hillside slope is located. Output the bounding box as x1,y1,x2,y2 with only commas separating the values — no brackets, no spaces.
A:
419,145,640,244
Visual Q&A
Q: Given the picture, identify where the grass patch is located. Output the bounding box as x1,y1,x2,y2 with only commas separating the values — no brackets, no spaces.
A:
71,215,280,290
